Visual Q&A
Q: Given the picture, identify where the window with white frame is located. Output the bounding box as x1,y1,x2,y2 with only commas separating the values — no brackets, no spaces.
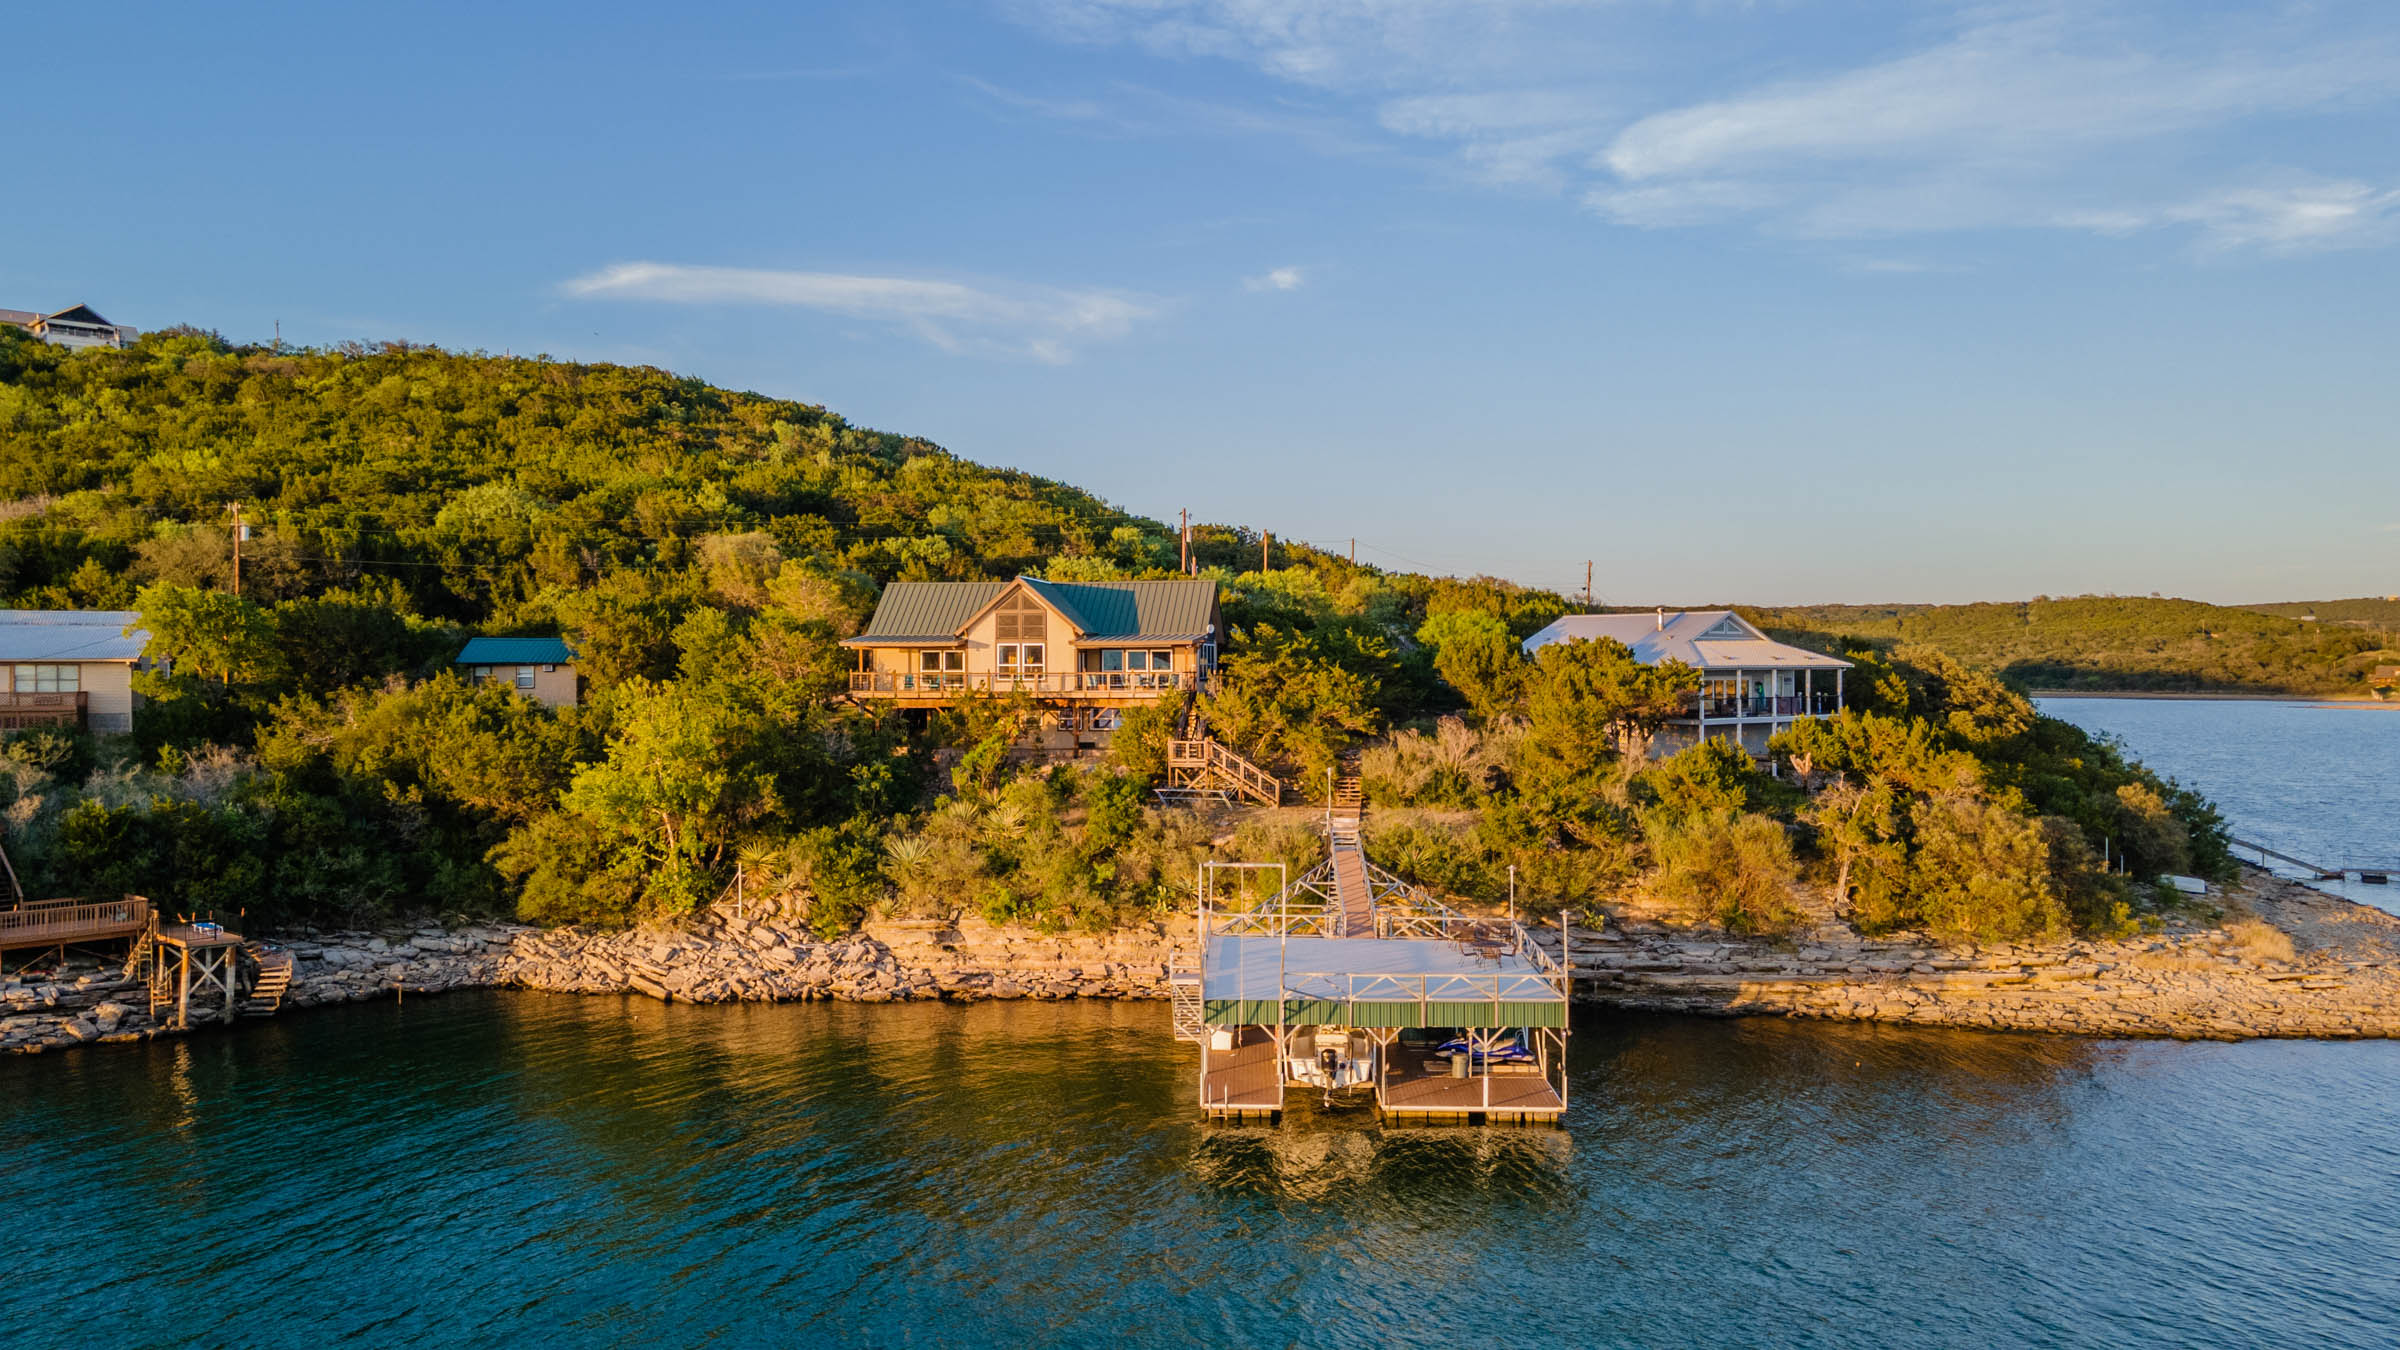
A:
12,663,79,693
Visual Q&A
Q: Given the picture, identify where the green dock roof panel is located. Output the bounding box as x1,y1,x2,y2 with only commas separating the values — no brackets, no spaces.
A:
456,636,575,665
853,577,1218,643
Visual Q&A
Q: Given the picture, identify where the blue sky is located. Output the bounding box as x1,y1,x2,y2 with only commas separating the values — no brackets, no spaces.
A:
10,0,2398,604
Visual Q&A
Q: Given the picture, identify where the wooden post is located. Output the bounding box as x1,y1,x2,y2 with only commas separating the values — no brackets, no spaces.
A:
177,945,191,1028
221,947,237,1022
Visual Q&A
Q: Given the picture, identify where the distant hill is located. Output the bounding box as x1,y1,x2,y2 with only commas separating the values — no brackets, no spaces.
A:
1743,597,2398,697
2240,597,2400,633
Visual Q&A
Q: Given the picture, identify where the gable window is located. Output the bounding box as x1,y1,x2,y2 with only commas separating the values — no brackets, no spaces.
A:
12,664,79,694
994,591,1048,645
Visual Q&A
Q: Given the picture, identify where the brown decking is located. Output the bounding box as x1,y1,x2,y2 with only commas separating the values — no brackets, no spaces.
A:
1328,832,1373,938
1201,1025,1283,1115
1380,1052,1565,1119
0,896,151,953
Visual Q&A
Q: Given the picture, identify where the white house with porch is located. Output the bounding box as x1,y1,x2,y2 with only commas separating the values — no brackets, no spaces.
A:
1521,609,1850,757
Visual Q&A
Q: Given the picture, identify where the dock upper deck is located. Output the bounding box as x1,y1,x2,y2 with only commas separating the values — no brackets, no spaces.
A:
1201,934,1567,1028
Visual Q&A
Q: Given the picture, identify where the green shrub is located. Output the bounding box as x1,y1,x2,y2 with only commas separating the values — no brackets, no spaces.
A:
1644,808,1803,937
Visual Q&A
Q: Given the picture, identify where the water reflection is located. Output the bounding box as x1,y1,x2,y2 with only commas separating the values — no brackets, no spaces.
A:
1192,1114,1575,1202
6,994,2398,1349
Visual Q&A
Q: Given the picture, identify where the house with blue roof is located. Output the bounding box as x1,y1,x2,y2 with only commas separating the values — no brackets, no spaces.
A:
841,576,1221,755
455,635,579,708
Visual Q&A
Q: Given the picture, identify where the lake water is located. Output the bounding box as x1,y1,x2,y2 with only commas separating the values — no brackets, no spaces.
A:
11,698,2400,1348
7,994,2399,1349
2040,697,2400,909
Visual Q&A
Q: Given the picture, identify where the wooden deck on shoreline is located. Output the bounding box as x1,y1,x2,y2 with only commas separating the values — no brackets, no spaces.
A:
0,897,151,954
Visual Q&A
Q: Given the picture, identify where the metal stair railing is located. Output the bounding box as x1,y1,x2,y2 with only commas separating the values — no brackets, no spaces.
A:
1168,963,1203,1041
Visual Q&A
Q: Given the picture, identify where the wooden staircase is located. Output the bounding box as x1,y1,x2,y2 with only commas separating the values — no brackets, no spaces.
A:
241,945,294,1016
120,917,156,982
1160,702,1282,807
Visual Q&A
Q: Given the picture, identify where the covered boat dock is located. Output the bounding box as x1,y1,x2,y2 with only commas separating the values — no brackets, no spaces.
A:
1184,844,1571,1124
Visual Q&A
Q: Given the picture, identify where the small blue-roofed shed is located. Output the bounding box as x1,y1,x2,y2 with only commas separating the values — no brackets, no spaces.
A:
455,636,579,708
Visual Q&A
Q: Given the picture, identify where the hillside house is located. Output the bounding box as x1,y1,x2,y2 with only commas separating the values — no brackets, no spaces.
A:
0,304,137,350
843,577,1221,754
0,610,150,733
1522,609,1849,757
455,636,579,708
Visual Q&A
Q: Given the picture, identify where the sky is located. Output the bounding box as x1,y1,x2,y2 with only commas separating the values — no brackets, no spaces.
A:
8,0,2398,605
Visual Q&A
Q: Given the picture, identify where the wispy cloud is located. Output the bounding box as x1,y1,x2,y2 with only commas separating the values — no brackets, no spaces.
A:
561,262,1156,362
1006,1,2400,258
1243,266,1305,292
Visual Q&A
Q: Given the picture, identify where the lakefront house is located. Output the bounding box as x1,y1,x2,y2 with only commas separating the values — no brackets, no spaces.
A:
1521,609,1849,757
843,576,1221,754
0,610,151,733
0,304,138,350
455,636,580,708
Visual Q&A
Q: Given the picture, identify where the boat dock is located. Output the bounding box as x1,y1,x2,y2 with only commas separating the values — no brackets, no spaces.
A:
1178,826,1571,1125
2232,838,2395,885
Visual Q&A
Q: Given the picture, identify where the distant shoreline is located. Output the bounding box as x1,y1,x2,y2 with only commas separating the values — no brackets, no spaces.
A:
2031,690,2393,706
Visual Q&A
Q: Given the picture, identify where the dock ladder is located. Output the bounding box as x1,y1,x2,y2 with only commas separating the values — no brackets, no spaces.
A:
1169,962,1204,1041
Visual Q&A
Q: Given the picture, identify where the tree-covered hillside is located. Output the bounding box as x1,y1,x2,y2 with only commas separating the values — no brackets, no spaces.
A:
1748,598,2396,696
0,328,2232,947
2240,597,2400,634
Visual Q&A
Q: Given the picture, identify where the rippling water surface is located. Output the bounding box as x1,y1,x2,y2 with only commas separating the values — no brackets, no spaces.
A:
7,995,2399,1348
2039,697,2400,910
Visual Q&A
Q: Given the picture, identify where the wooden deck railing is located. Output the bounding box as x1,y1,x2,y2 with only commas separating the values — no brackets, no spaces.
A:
0,895,152,951
849,671,1203,697
1166,738,1280,805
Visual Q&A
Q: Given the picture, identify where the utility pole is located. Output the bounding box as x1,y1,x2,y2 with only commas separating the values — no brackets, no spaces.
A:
1585,560,1593,611
1179,508,1189,574
1262,530,1270,573
1349,537,1355,566
229,503,246,597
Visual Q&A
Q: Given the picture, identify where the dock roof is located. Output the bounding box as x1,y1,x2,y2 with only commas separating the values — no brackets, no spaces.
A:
1202,934,1567,1029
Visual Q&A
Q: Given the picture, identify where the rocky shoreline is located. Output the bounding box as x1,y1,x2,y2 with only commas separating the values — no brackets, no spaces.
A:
8,867,2396,1056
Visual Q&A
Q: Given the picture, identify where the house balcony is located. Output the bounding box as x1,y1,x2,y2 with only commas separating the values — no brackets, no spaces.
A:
1685,693,1841,721
0,691,86,729
848,672,1209,700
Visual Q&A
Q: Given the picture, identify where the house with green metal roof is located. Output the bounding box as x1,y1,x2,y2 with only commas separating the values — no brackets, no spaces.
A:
455,635,579,708
842,576,1221,753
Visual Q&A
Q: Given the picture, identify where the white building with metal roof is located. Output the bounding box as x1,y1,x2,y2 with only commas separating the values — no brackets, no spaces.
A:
1521,609,1849,756
0,610,152,734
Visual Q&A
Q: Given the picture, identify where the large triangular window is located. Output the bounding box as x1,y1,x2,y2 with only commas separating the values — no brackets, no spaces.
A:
993,589,1049,643
1700,616,1752,640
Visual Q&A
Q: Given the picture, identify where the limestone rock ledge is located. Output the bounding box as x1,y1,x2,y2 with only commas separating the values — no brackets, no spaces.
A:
8,870,2395,1054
